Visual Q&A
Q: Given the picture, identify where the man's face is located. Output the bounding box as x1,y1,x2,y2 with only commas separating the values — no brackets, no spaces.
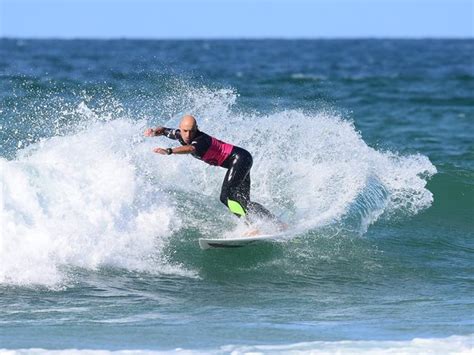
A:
179,121,197,144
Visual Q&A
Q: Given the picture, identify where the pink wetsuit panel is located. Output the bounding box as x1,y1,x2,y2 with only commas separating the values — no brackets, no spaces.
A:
201,137,234,166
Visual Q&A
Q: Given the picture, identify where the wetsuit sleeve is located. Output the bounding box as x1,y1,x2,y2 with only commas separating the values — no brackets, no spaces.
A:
162,128,180,140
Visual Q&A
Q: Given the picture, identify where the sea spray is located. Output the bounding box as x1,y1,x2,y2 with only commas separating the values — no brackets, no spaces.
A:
0,119,189,287
1,85,436,287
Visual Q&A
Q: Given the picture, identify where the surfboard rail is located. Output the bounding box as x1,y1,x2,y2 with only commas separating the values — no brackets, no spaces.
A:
198,233,286,250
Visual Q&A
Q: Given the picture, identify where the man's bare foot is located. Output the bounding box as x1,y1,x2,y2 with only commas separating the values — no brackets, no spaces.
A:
243,228,261,237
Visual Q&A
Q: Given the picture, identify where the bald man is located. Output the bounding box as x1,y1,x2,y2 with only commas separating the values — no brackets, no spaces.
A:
144,115,283,229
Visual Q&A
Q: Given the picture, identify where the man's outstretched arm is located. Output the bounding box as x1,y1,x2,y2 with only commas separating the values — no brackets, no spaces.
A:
144,126,178,139
144,126,196,155
153,145,196,155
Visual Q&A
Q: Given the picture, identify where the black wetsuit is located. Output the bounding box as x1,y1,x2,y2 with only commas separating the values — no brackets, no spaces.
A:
163,128,276,222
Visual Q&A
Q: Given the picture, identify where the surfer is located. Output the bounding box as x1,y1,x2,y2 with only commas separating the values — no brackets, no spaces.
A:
144,115,286,231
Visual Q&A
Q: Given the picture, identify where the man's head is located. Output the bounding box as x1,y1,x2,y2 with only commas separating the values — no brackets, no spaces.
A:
179,115,198,144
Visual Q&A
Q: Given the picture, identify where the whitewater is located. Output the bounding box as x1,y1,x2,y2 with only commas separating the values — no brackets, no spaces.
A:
1,87,436,287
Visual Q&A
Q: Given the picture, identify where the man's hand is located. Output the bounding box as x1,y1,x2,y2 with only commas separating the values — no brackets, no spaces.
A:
153,147,168,155
144,127,165,137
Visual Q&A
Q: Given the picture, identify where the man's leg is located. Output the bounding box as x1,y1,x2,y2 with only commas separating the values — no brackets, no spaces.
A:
220,148,285,228
220,150,251,218
226,166,279,222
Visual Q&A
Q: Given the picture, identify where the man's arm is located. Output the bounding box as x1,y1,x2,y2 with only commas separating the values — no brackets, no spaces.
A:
153,145,196,155
145,126,195,155
144,126,179,140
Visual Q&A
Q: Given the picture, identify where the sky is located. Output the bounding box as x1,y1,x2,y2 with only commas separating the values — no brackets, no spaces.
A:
1,0,472,39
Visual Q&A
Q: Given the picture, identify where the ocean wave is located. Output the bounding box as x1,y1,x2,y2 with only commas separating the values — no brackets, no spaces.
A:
0,84,437,287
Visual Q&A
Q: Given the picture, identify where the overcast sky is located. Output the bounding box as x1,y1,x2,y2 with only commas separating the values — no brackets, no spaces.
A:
1,0,472,39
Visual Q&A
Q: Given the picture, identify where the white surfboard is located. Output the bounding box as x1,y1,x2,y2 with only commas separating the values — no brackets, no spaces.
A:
198,233,286,250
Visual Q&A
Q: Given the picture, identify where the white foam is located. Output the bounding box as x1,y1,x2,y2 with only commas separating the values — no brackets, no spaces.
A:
0,118,192,287
222,335,474,354
1,86,437,287
0,334,471,354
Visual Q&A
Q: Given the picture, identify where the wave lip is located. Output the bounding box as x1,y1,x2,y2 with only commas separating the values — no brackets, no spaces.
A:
231,108,437,233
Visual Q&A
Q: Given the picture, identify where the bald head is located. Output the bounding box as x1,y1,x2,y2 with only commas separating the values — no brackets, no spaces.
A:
179,115,198,144
180,115,197,129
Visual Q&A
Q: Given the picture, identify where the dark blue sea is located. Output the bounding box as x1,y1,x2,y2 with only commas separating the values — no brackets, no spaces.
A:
0,39,473,354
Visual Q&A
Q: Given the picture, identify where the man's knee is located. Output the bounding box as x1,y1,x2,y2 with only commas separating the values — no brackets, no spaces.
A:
227,198,247,217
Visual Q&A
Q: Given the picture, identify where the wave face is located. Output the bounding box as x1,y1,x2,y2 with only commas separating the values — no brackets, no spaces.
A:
0,85,436,287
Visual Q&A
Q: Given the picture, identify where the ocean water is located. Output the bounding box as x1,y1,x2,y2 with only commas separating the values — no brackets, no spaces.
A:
0,39,473,354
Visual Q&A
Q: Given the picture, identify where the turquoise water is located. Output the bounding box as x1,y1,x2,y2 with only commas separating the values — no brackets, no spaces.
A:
0,39,473,353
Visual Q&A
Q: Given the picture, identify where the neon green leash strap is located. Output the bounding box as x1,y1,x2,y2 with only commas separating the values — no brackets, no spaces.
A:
227,199,246,217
